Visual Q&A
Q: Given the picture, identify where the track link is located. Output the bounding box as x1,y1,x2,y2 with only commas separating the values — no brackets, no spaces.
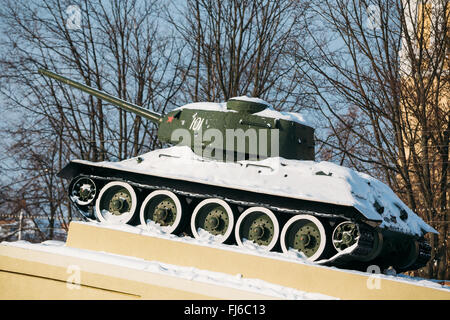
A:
401,238,432,272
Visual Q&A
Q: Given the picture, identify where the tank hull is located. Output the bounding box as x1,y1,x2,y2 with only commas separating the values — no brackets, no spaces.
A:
59,146,435,272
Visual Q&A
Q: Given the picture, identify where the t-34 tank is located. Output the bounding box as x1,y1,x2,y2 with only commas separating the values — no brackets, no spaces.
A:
38,68,436,272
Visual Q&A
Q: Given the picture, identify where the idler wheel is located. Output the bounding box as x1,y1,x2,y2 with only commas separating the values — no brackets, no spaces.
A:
95,181,137,224
70,177,97,206
332,221,360,252
191,198,235,243
139,190,183,234
280,215,328,261
235,207,279,251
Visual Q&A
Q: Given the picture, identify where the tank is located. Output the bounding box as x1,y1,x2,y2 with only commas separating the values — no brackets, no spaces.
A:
38,68,436,272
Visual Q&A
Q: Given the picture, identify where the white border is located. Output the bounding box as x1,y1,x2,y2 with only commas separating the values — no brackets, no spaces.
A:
191,198,234,243
95,181,137,225
280,215,327,261
139,190,182,234
235,207,280,251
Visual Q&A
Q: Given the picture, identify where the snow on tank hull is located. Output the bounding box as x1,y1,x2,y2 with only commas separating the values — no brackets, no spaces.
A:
38,68,436,272
59,146,436,272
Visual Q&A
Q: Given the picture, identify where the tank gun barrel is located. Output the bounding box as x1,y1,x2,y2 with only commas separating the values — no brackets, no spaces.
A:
38,68,162,123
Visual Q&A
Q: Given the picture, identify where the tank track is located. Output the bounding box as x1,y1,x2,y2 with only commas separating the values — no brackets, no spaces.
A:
400,238,432,272
69,173,430,272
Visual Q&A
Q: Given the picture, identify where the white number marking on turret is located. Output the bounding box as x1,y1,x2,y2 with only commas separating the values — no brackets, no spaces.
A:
190,116,205,131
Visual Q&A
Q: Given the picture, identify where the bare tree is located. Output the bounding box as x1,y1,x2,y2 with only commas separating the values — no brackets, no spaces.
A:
0,0,185,239
166,0,313,112
294,0,448,279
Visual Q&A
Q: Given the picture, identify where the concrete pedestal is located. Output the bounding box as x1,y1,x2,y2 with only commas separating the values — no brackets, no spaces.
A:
1,221,449,300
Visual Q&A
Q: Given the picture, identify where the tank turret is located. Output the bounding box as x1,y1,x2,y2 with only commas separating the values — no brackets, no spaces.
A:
38,69,315,161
